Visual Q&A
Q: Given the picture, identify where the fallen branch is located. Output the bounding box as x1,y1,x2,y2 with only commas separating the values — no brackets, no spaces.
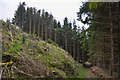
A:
13,66,43,78
0,67,4,79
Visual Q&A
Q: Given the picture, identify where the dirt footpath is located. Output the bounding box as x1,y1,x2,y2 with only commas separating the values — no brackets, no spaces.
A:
87,66,113,78
87,69,98,78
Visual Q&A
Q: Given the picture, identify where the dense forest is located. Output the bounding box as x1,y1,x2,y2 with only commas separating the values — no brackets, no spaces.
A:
0,1,120,79
77,2,120,77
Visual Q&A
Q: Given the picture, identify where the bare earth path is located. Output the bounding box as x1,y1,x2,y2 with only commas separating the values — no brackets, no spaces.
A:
87,66,113,78
87,69,98,78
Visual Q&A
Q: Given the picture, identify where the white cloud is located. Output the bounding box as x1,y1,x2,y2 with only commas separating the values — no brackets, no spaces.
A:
0,0,88,27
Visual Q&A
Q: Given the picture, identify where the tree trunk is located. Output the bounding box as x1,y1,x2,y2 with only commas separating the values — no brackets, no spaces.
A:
38,25,40,37
117,1,120,70
54,29,57,43
41,22,43,39
109,3,114,76
49,29,52,40
73,42,75,59
33,20,36,35
77,44,79,61
82,51,84,64
117,2,120,78
118,58,120,78
45,24,48,41
103,30,105,69
70,43,72,56
29,18,31,34
65,33,67,51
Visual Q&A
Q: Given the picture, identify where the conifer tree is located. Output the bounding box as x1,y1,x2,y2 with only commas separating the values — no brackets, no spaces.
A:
45,12,49,41
63,17,69,51
29,7,32,34
41,9,45,40
72,20,77,59
14,2,26,29
33,8,37,34
37,10,41,37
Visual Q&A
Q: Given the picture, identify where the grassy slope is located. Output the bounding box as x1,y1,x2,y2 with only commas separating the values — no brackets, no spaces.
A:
1,21,87,79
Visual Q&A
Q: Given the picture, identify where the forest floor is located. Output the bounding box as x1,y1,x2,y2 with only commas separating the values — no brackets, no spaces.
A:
87,66,113,78
87,69,97,78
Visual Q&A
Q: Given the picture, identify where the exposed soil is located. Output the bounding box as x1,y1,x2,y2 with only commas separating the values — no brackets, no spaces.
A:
87,66,114,78
87,69,98,78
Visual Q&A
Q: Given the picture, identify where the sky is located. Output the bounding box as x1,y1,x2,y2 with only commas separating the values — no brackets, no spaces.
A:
0,0,88,28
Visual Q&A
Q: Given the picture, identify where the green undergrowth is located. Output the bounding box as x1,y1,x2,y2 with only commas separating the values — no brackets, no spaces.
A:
1,21,87,79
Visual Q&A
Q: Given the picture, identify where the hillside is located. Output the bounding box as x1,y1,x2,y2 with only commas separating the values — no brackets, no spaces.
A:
0,21,87,79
